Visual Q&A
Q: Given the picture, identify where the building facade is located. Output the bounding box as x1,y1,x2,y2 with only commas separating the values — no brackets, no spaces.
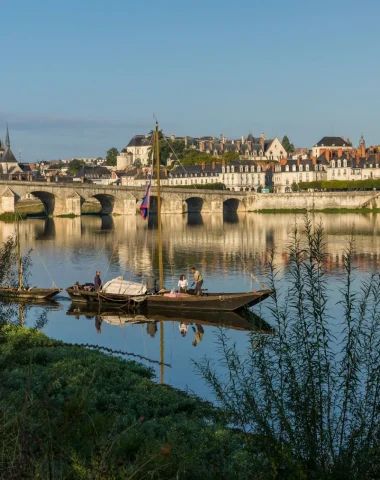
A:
117,135,151,169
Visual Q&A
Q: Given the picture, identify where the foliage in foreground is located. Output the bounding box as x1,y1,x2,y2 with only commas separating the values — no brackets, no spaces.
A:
0,326,261,479
197,216,380,479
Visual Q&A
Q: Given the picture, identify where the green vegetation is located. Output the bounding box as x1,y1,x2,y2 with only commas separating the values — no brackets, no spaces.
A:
68,158,85,174
0,326,256,479
169,182,226,190
106,147,119,166
291,181,300,192
253,208,308,214
299,179,380,190
56,213,78,218
281,135,295,153
197,216,380,479
0,212,27,222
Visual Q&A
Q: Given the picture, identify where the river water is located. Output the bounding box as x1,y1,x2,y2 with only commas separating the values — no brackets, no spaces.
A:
1,212,380,400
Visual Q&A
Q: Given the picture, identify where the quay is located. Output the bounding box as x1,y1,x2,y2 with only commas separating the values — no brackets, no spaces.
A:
0,180,379,216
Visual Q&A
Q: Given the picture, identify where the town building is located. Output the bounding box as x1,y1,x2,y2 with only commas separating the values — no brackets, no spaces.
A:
117,135,151,169
0,124,23,176
74,166,117,185
272,157,328,193
312,136,353,157
121,160,272,191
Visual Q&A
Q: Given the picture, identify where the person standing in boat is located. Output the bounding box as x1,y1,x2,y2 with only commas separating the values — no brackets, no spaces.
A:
94,270,102,291
190,267,203,296
178,275,188,293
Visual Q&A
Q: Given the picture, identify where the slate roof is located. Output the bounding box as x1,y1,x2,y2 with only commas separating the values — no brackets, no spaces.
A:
127,135,150,148
75,166,111,179
315,137,352,147
1,147,18,163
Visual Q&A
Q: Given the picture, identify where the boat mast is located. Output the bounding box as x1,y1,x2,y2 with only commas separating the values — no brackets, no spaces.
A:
16,215,23,289
155,121,164,290
155,121,165,385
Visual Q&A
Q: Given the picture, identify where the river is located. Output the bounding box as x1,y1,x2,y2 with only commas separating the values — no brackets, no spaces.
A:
1,211,380,400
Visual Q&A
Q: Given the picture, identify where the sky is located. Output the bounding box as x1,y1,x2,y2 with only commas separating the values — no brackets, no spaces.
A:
1,0,380,162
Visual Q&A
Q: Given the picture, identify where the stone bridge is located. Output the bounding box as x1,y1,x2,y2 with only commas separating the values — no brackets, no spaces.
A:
0,181,249,216
1,180,379,216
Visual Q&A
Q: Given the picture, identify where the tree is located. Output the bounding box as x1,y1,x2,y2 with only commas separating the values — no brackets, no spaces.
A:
282,135,295,154
106,147,119,166
221,150,239,162
67,159,85,175
291,181,299,192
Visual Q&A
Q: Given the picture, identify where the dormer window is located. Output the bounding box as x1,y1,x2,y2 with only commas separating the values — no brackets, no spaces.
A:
231,166,235,173
257,166,261,172
343,160,347,167
332,161,335,168
306,165,309,172
337,160,341,168
292,165,296,172
299,165,303,172
251,166,254,172
286,165,289,172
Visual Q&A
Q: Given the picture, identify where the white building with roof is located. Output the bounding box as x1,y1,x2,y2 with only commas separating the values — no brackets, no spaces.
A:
117,135,151,169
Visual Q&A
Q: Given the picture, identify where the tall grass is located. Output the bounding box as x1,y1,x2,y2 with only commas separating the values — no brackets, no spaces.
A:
196,216,380,479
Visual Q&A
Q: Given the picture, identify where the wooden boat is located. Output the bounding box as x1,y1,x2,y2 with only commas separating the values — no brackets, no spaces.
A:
146,290,273,312
65,122,272,313
0,217,62,302
66,284,146,306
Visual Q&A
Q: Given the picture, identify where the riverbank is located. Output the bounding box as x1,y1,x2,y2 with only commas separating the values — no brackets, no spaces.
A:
0,326,252,479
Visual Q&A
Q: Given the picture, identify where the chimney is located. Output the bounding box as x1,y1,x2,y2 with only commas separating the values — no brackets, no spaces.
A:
200,141,205,152
297,156,301,166
325,150,330,162
222,160,226,166
171,133,175,141
338,148,343,157
212,161,215,169
247,140,252,151
260,133,265,152
185,136,188,146
201,162,205,171
236,140,241,151
312,156,317,164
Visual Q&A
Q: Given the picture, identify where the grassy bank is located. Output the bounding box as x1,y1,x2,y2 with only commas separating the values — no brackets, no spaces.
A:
0,326,251,479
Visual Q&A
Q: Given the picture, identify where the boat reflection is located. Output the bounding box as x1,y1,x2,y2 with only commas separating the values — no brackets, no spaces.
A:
66,303,274,333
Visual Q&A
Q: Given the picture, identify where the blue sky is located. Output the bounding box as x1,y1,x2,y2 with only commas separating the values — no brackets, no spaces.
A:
2,0,380,161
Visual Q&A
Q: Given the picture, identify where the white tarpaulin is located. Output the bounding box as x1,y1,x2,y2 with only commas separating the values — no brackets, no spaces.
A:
101,277,147,296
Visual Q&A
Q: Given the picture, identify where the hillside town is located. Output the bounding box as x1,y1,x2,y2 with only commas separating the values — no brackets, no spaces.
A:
1,123,380,193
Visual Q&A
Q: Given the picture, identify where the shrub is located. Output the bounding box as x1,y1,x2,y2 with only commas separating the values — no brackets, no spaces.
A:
197,216,380,479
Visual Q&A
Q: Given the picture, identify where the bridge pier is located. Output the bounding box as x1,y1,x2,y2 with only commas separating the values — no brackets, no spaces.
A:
0,188,17,214
55,193,82,216
113,198,138,215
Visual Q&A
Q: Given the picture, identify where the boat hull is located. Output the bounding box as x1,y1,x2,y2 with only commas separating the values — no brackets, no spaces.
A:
146,290,273,312
0,287,62,301
66,287,146,307
66,287,272,312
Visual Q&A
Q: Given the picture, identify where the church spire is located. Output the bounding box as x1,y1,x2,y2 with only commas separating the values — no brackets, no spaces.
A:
5,122,10,148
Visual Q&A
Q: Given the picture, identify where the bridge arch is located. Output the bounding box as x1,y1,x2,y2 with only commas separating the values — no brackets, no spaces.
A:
84,193,124,215
223,198,243,213
29,191,57,215
183,196,205,213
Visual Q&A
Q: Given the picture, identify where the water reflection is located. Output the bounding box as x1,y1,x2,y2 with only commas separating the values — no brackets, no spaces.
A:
2,211,380,398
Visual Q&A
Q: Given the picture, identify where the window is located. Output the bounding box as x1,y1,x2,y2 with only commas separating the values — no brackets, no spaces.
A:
343,160,347,167
292,165,296,172
306,164,309,172
337,160,341,168
343,169,346,175
257,166,261,172
331,161,336,168
286,165,289,172
299,165,303,172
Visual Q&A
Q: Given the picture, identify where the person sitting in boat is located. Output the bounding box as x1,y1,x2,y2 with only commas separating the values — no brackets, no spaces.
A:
95,315,102,334
190,267,203,296
178,275,188,293
179,322,188,337
94,270,102,291
145,274,157,294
